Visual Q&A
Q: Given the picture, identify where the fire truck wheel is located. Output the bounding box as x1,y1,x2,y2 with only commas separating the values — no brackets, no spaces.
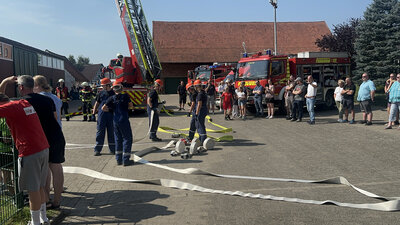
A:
324,90,335,109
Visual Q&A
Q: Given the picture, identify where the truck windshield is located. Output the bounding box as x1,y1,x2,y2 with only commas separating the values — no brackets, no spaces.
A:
196,70,211,81
237,60,269,80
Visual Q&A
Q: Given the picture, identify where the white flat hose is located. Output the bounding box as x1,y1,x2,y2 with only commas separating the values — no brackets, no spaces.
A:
63,144,400,212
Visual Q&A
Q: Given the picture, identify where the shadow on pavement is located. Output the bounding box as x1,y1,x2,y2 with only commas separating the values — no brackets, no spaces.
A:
62,190,174,224
218,139,265,147
149,159,203,164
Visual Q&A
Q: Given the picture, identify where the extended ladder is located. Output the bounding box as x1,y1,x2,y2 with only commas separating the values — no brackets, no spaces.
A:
115,0,162,81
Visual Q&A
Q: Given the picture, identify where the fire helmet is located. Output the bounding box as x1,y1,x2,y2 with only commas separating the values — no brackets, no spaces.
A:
116,53,123,58
81,82,89,87
100,78,112,85
58,79,64,83
193,80,202,86
155,79,163,87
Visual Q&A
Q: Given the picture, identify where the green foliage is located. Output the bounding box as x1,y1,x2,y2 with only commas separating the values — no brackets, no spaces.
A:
354,0,400,82
68,55,91,72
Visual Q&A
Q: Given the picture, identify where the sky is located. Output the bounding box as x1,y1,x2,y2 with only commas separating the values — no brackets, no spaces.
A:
0,0,373,66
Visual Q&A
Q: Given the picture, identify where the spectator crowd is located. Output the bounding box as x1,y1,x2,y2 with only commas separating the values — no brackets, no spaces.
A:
176,72,400,129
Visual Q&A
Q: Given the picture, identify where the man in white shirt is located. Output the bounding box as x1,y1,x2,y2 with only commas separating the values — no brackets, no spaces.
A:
305,75,318,125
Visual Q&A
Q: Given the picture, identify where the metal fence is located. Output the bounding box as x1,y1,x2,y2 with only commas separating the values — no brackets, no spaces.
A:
0,118,24,225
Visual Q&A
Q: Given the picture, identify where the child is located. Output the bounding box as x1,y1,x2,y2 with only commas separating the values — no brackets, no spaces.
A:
220,87,233,120
236,87,247,120
102,81,134,166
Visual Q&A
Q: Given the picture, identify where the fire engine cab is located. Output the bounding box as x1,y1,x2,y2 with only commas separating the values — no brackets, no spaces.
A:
235,51,351,112
187,63,236,87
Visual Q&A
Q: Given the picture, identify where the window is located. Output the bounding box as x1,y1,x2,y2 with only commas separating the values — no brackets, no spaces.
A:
42,55,47,67
52,58,57,69
0,43,2,57
270,61,284,76
60,60,64,70
47,56,51,67
4,48,8,57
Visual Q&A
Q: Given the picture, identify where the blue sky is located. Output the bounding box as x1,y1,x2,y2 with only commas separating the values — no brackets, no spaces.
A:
0,0,372,66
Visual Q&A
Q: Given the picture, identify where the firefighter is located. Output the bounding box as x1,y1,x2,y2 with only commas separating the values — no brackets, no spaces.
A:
92,78,115,156
56,79,70,121
116,53,123,66
147,79,163,142
102,81,134,166
187,83,197,141
79,82,96,122
194,79,208,144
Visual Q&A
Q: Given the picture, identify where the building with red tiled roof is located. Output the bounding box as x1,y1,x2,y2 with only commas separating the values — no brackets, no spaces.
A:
153,21,331,93
81,64,104,85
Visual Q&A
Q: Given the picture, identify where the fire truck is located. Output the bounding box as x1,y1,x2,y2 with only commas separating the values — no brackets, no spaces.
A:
187,64,235,87
101,0,162,111
235,51,351,112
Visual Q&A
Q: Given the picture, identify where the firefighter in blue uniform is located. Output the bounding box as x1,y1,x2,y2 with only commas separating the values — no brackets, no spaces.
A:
92,78,115,156
194,80,208,143
102,81,134,166
80,82,96,122
187,83,198,141
147,79,163,142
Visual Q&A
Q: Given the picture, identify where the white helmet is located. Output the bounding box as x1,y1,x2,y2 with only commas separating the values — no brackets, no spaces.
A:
81,82,89,87
58,79,64,83
116,53,123,58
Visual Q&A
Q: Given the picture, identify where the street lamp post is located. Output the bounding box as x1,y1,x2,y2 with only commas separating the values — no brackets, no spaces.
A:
269,0,278,55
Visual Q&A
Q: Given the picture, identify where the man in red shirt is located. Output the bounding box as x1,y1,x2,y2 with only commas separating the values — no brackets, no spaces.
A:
0,77,50,225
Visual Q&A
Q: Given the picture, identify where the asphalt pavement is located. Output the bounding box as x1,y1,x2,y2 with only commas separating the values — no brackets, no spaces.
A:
58,95,400,225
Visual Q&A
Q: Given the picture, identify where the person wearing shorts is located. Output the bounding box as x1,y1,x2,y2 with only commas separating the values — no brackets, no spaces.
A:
0,78,50,225
236,86,247,120
341,77,356,124
177,81,187,111
357,73,376,125
220,87,233,120
18,75,66,211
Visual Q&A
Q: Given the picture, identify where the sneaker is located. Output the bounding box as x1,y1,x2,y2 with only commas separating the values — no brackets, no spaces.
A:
296,118,302,122
365,121,372,126
290,118,297,122
117,161,123,166
151,137,162,142
269,116,273,119
385,126,392,130
343,119,349,123
395,121,400,125
266,116,270,119
337,119,343,123
286,116,291,120
225,117,228,121
94,151,101,156
349,120,355,124
66,116,70,121
360,120,367,124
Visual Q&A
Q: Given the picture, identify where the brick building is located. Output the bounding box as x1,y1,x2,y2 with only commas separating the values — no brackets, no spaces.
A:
0,36,87,97
153,21,331,93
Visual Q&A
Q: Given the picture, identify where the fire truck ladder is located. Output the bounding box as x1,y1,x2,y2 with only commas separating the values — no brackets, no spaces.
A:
115,0,162,80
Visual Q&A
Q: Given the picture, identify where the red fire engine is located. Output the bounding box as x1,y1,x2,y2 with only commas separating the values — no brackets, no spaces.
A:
187,64,236,87
235,51,351,112
101,0,162,111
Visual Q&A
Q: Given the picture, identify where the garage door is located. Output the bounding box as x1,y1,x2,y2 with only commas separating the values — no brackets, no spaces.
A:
164,77,184,94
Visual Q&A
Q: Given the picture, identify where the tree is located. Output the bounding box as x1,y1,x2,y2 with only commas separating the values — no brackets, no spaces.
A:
316,18,360,55
316,18,360,72
354,0,400,84
68,55,91,72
